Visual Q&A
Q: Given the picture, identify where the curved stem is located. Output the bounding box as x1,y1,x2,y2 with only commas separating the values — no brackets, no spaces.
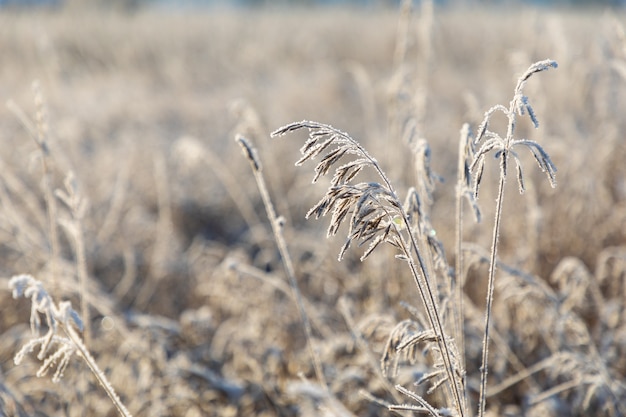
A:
362,140,466,417
401,216,466,417
275,123,467,415
373,187,466,416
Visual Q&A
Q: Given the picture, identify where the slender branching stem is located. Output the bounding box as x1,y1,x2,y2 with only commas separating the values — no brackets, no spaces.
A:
478,103,516,417
473,60,557,417
478,165,506,417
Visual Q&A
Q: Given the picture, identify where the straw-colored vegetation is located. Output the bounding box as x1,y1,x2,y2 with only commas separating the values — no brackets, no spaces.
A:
0,3,625,416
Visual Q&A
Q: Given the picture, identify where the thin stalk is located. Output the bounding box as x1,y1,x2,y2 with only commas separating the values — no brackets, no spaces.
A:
472,60,557,417
401,215,466,417
344,135,466,416
338,133,466,416
454,178,465,355
64,323,132,417
272,122,466,415
360,169,465,415
372,196,465,416
236,136,328,390
11,275,132,417
477,157,506,417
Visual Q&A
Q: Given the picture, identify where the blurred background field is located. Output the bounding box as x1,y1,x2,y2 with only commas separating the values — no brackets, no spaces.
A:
0,1,625,416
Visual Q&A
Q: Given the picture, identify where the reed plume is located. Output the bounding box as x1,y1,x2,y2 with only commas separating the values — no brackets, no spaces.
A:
272,121,467,417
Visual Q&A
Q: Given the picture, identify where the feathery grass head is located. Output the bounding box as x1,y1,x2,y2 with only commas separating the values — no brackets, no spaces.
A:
235,134,263,172
471,59,558,196
9,275,83,382
274,120,468,416
272,120,379,185
272,121,404,262
10,274,83,334
9,275,132,416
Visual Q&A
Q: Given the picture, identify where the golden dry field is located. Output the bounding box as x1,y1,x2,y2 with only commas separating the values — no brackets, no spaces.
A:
0,3,625,416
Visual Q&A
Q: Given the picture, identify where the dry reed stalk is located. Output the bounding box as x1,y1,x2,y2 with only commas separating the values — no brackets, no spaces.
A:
235,135,328,391
403,131,450,312
471,59,558,417
230,99,294,228
272,121,467,417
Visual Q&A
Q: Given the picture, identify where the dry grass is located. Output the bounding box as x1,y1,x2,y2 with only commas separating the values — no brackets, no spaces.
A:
0,4,625,417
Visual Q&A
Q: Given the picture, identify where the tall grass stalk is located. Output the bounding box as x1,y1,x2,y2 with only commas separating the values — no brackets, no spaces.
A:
235,134,328,390
272,121,467,417
471,59,558,417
